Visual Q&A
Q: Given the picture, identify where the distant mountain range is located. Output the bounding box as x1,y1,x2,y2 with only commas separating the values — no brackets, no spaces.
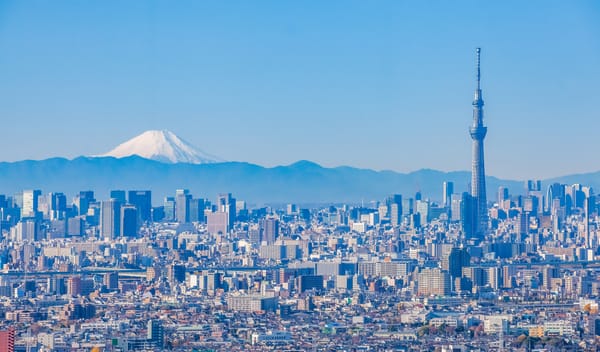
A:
0,130,597,204
0,156,521,204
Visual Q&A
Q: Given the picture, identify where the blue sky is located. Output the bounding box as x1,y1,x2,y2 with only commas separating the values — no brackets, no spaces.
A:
0,1,598,180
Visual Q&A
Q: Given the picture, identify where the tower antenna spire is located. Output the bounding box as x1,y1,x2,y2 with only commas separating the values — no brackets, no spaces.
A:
476,47,481,90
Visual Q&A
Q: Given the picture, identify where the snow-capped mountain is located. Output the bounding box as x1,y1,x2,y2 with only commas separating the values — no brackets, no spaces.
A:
99,130,222,164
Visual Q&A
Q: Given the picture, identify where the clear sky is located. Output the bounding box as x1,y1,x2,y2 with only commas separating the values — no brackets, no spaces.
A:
0,1,598,180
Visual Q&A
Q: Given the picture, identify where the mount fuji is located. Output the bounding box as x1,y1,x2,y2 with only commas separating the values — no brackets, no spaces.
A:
99,130,222,164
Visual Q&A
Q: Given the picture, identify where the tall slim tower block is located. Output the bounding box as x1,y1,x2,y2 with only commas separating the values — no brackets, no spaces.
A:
469,48,488,239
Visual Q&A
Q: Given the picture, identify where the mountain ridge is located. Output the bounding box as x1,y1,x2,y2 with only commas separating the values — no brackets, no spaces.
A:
2,155,597,204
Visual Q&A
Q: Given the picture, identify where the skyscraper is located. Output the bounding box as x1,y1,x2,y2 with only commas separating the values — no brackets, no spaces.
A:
469,47,488,239
21,189,41,218
217,193,236,228
120,205,138,237
76,191,95,216
442,181,454,208
128,190,152,223
175,189,191,223
100,198,121,238
163,197,176,221
110,190,127,203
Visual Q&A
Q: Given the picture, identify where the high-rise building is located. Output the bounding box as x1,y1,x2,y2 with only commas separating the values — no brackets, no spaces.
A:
76,191,95,216
21,189,41,218
546,183,564,211
120,205,138,237
100,199,121,238
390,203,402,226
175,189,191,223
416,200,430,226
448,247,470,279
442,182,454,208
469,48,488,239
417,268,451,296
189,198,206,223
401,198,414,215
128,190,152,223
163,197,176,221
217,193,236,229
259,217,280,244
450,194,462,222
110,190,127,203
67,216,84,236
49,192,67,220
386,195,402,226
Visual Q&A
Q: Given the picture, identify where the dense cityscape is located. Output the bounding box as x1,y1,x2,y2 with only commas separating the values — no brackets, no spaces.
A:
0,6,598,350
0,177,599,351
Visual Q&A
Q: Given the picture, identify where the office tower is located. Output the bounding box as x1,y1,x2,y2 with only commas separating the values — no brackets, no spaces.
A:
469,47,488,239
546,183,564,211
386,194,402,225
12,220,39,242
450,194,462,222
120,205,138,237
390,203,401,226
21,189,41,218
175,189,191,223
163,197,176,221
402,198,414,215
497,186,509,203
259,217,280,244
49,192,67,220
442,182,454,207
147,320,164,348
128,190,152,223
67,217,84,236
217,193,236,228
110,190,127,203
526,180,542,193
189,198,206,223
416,200,430,226
100,199,121,238
76,191,95,216
448,247,470,279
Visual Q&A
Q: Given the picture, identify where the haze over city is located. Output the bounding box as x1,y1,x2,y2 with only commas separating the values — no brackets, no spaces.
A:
0,1,599,179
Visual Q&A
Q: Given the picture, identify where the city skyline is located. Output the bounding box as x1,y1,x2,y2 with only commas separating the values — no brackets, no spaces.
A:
0,1,599,180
